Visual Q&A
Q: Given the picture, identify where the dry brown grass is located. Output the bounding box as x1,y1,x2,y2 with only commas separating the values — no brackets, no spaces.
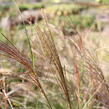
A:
0,33,52,109
0,15,109,109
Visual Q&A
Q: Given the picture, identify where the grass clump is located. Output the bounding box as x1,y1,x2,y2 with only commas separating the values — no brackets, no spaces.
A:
45,4,87,17
0,8,109,109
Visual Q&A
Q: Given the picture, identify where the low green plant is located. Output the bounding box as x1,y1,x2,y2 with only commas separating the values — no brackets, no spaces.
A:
19,3,44,11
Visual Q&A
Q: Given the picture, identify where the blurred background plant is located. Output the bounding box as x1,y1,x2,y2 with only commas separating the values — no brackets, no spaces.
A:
0,0,109,109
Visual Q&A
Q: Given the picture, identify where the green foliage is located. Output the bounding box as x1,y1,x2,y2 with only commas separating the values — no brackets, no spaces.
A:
97,0,109,3
0,5,10,11
59,15,95,29
27,100,45,109
53,104,64,109
19,3,44,11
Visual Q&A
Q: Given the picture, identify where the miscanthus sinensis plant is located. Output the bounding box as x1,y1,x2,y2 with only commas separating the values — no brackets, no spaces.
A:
0,14,109,109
